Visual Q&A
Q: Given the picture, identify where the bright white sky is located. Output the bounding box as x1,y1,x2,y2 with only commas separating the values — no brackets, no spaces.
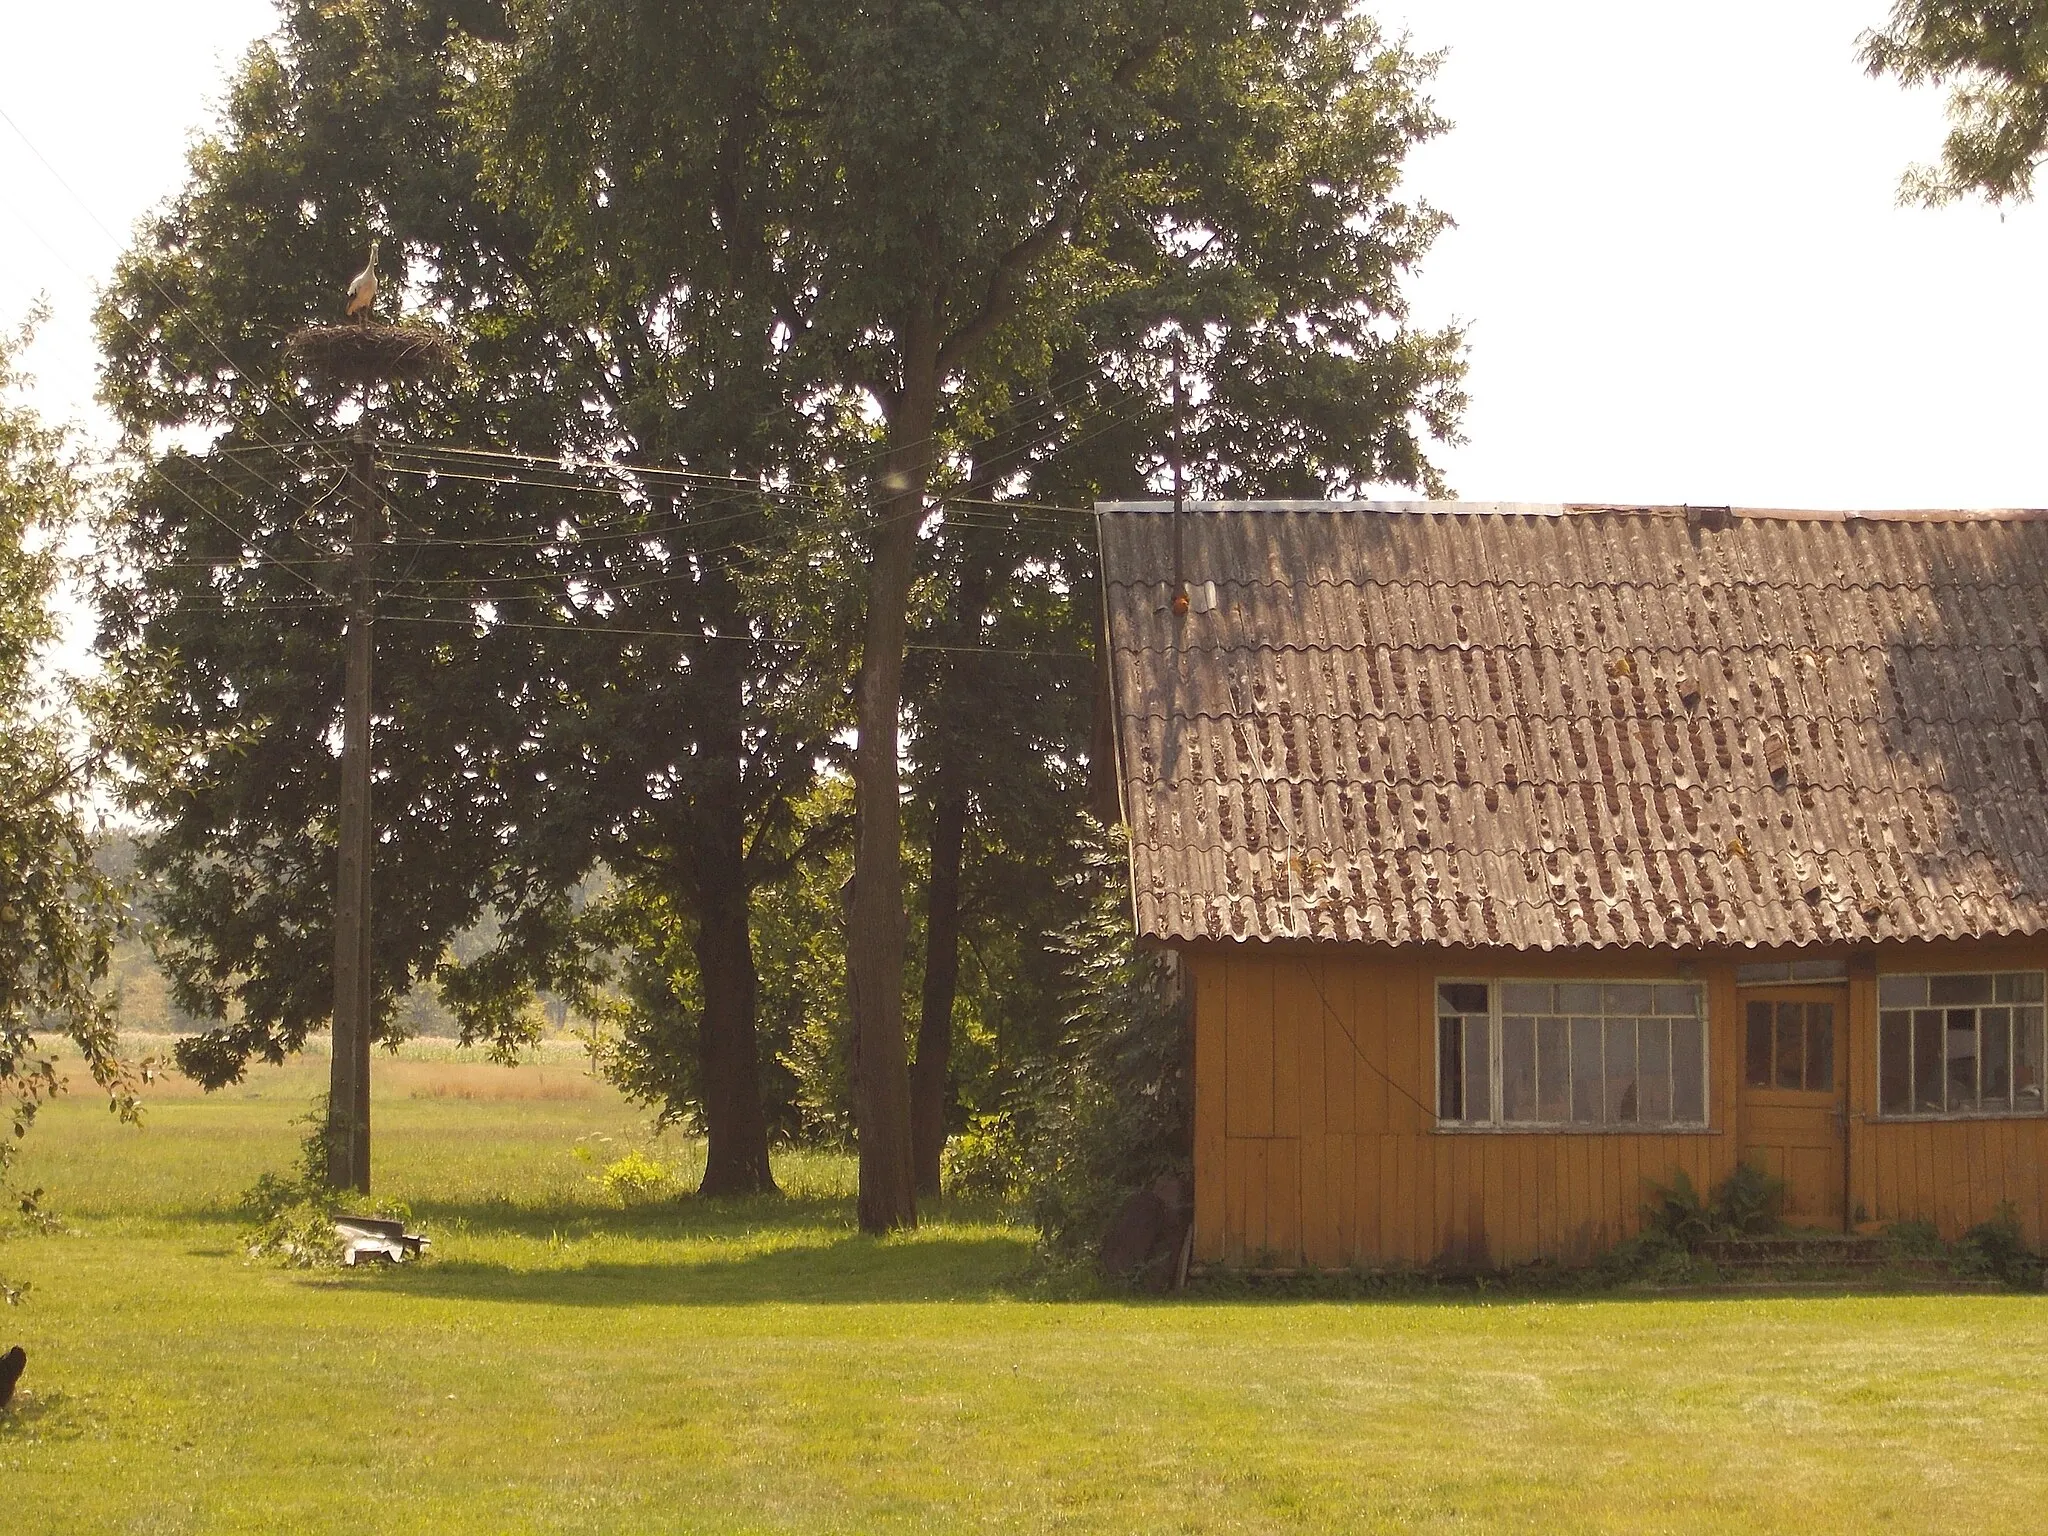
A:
2,0,2043,511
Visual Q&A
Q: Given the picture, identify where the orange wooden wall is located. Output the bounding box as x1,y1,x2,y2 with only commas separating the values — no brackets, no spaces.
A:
1187,937,2048,1268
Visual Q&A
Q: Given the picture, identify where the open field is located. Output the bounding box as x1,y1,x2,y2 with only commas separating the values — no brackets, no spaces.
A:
5,1049,2048,1533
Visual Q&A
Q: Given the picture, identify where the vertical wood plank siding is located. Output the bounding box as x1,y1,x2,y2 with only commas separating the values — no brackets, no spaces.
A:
1188,938,2048,1267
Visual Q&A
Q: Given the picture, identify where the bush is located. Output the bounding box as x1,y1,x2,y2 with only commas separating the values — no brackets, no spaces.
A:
1012,822,1192,1261
941,1112,1029,1206
247,1201,347,1269
1714,1162,1786,1236
1639,1162,1787,1249
594,1149,678,1205
1638,1169,1714,1248
1959,1204,2039,1286
238,1094,421,1269
1884,1217,1943,1258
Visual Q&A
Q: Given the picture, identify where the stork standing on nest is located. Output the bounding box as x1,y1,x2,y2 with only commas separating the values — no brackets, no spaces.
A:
345,241,380,324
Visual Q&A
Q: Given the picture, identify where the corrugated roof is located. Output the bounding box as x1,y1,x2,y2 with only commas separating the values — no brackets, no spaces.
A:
1100,501,2048,950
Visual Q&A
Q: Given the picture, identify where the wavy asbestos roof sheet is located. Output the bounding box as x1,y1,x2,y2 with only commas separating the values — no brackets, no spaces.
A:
1098,501,2048,950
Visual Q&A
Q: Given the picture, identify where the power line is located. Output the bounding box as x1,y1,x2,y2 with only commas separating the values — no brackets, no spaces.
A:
378,607,1090,661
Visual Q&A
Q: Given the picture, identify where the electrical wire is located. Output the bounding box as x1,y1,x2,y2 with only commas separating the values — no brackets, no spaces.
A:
0,106,1144,643
377,606,1090,661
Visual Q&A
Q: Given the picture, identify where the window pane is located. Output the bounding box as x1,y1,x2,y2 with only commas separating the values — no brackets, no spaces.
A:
1996,973,2020,1003
1464,1016,1492,1123
2016,973,2046,1003
1914,1010,1945,1112
1879,974,1927,1008
1947,1008,1979,1111
1571,1017,1603,1124
1603,984,1655,1015
1501,1015,1537,1122
1537,1016,1570,1121
1654,985,1698,1016
1500,981,1551,1014
1789,958,1849,982
1745,1001,1773,1088
1672,1016,1705,1122
1931,973,1994,1006
1981,1008,2011,1110
1736,962,1791,986
1606,1018,1639,1123
2017,1009,2046,1111
1804,1002,1835,1092
1439,1014,1464,1120
1880,1011,1912,1114
1775,1003,1804,1090
1557,982,1602,1014
1439,982,1489,1014
1639,1017,1673,1122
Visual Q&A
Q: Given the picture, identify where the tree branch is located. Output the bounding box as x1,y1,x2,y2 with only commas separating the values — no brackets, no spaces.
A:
935,210,1071,376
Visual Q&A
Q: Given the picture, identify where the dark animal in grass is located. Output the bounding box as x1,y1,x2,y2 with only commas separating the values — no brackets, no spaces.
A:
0,1346,24,1410
1099,1175,1193,1292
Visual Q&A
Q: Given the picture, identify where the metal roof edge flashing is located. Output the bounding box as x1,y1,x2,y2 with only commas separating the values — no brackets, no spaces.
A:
1095,499,2048,521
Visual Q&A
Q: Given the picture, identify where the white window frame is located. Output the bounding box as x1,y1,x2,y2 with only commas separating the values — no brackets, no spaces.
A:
1874,969,2048,1122
1434,976,1712,1133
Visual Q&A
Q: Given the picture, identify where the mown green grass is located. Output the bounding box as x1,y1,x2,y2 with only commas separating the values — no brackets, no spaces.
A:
5,1047,2048,1533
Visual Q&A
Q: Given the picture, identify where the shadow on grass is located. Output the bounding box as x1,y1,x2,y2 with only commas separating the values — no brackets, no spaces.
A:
402,1190,868,1242
0,1390,99,1441
349,1230,1037,1306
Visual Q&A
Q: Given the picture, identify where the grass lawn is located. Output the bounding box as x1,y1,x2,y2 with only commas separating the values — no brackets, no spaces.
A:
4,1045,2047,1533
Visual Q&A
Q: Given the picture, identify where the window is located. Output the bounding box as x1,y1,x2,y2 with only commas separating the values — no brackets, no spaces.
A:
1745,999,1835,1091
1877,972,2046,1118
1736,959,1848,986
1436,980,1707,1129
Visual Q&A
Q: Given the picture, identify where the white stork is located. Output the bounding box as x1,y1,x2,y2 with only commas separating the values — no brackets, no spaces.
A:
345,242,380,323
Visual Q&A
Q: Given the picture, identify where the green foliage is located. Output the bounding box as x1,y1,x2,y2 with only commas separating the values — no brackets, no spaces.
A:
94,0,1466,1215
1862,1,2048,204
0,319,144,1304
1885,1216,1945,1256
1638,1169,1716,1248
1959,1202,2040,1285
1713,1162,1789,1237
246,1201,348,1269
1596,1227,1708,1288
238,1092,343,1265
1639,1162,1788,1248
993,822,1192,1257
576,784,851,1147
94,0,843,1113
941,1112,1032,1207
237,1091,425,1269
10,1188,68,1239
592,1149,679,1207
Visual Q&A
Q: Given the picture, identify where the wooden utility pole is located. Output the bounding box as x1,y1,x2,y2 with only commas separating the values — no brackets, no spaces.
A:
284,305,451,1201
328,416,378,1193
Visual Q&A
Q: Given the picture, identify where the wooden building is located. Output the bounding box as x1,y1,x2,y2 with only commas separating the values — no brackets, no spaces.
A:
1099,501,2048,1268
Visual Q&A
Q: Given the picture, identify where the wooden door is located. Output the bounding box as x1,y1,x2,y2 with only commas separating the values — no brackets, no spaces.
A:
1738,990,1848,1229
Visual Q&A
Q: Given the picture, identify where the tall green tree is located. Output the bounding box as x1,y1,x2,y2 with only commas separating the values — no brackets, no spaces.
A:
1863,1,2048,203
0,323,143,1301
95,0,838,1194
519,0,1463,1230
101,1,1462,1224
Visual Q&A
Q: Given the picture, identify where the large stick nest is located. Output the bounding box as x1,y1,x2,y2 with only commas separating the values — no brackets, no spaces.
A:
284,323,456,387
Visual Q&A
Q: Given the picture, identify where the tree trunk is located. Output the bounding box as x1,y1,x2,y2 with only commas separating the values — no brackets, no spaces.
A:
909,542,995,1199
848,326,940,1233
910,766,968,1198
688,650,778,1198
